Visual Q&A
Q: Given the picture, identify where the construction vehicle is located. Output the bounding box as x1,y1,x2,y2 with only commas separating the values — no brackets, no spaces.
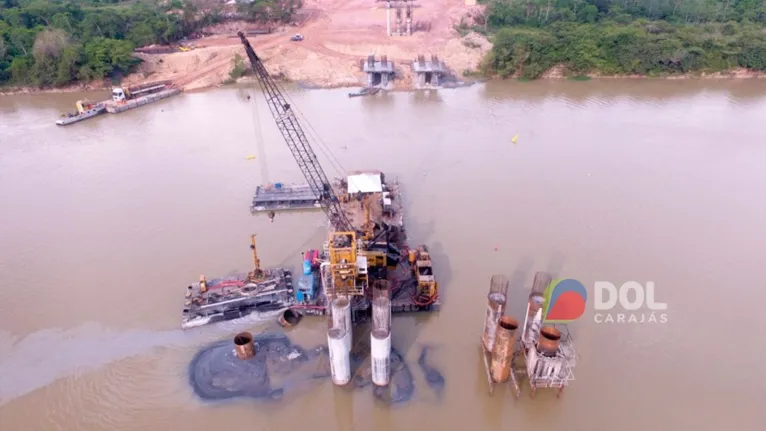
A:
409,245,438,302
111,80,172,103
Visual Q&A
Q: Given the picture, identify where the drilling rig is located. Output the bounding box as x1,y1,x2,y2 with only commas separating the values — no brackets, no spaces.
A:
237,33,403,303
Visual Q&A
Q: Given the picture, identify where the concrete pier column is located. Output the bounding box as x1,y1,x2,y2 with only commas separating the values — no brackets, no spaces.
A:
386,4,391,36
371,295,392,386
328,328,351,385
371,328,392,386
331,298,352,352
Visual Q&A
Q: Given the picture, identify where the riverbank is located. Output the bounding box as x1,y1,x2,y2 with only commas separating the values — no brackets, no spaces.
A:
3,0,766,96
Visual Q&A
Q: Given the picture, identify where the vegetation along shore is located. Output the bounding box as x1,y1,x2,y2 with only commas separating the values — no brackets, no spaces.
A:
1,0,765,95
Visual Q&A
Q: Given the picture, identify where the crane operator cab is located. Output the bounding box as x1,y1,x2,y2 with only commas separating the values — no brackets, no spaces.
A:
111,88,128,102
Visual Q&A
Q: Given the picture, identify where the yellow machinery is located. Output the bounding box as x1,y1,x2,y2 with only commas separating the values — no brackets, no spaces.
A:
249,234,264,280
328,231,367,297
409,245,438,298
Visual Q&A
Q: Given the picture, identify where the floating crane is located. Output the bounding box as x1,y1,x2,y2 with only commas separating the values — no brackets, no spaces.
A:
237,32,354,233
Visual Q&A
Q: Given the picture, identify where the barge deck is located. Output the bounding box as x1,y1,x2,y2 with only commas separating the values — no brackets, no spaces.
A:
182,268,294,329
251,183,321,213
183,173,439,330
293,170,440,319
105,88,181,114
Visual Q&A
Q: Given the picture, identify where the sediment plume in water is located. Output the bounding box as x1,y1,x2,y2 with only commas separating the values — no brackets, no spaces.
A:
188,333,444,406
0,318,273,407
418,345,445,399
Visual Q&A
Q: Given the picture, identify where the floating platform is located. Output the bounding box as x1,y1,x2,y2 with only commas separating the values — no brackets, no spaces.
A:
55,103,105,126
105,88,181,114
292,171,441,319
182,268,293,329
250,183,321,213
189,172,439,330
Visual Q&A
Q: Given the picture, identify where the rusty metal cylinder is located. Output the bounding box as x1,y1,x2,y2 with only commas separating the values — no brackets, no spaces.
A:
278,309,302,328
490,316,518,382
537,326,561,357
482,275,509,352
233,331,255,360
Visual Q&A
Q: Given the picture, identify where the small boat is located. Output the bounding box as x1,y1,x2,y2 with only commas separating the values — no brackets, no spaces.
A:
348,87,381,98
55,100,106,126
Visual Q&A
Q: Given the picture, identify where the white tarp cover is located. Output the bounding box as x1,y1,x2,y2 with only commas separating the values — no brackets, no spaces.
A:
347,173,383,194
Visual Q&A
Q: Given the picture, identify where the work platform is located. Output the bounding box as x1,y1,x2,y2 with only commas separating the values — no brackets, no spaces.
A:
251,183,321,213
105,88,181,113
182,268,294,329
412,55,446,88
362,55,395,87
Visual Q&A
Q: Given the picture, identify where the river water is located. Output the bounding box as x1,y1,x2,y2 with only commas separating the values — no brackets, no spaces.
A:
1,80,764,430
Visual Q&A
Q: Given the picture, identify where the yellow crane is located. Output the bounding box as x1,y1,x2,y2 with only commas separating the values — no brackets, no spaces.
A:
249,234,264,281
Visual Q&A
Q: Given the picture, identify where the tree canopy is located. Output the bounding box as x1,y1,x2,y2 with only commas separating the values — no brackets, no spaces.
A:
0,0,297,88
480,0,766,78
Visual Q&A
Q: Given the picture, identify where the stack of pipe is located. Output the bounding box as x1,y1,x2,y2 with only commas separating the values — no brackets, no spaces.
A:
371,281,392,386
328,298,352,385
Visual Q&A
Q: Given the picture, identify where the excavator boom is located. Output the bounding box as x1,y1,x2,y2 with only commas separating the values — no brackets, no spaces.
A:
237,32,353,232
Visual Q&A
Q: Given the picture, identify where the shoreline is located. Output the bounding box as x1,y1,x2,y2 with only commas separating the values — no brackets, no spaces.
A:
4,67,765,97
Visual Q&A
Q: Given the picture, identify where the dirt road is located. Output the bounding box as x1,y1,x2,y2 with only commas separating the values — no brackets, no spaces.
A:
124,0,491,90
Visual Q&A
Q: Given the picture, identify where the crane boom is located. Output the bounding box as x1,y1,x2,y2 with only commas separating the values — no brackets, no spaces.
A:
238,32,353,232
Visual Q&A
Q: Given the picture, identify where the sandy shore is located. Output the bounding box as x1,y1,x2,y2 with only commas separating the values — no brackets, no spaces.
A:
2,0,765,96
120,0,492,91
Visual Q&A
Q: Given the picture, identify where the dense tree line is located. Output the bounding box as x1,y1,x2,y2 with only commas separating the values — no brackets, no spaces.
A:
480,0,766,78
0,0,301,88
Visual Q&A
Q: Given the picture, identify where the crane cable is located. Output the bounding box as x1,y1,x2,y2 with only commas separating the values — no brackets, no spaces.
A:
249,89,271,184
279,91,368,196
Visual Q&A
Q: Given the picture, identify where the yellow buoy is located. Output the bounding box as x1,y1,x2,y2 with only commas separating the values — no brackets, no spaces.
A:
511,134,519,144
245,155,257,160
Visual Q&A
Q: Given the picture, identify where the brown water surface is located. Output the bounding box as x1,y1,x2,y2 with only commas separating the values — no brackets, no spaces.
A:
1,80,764,430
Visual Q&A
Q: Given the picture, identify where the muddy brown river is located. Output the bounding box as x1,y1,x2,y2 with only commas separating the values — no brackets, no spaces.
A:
1,80,764,430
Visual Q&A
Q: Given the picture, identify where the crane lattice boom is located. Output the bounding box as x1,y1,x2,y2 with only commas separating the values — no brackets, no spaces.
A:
238,32,353,232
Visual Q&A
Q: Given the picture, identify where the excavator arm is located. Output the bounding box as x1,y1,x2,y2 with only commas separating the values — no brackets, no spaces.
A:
237,32,353,232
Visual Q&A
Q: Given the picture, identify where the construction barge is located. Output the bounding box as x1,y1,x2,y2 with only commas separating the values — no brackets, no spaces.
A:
180,34,440,331
250,183,321,213
294,170,440,319
182,171,439,329
104,80,180,114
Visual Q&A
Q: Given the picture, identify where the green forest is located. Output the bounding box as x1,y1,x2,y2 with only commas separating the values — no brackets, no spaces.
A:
0,0,299,88
480,0,766,78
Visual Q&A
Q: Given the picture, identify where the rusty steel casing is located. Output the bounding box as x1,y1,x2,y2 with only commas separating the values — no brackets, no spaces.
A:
537,326,561,357
490,316,519,383
233,331,255,360
482,275,509,352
